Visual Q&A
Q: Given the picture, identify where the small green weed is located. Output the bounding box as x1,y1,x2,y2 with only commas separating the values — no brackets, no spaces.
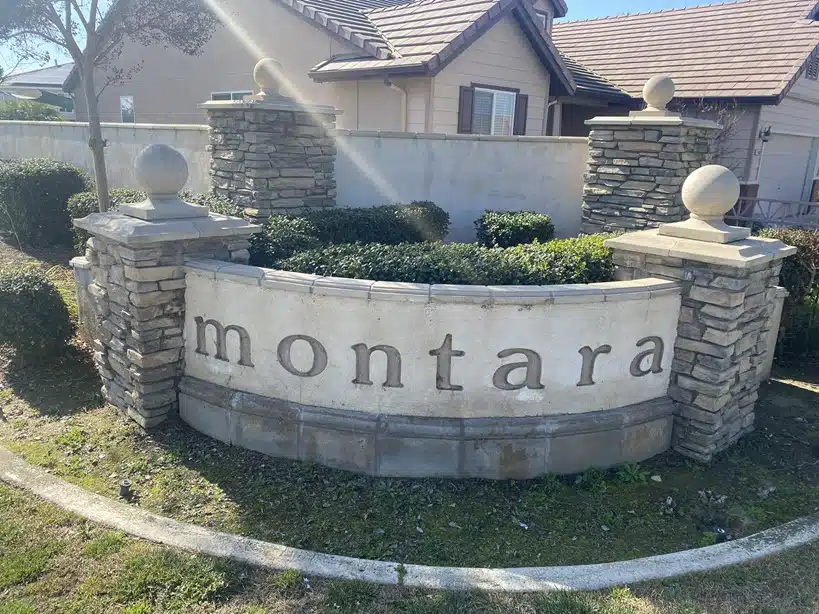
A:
578,468,608,493
55,426,87,452
614,463,650,485
0,547,55,589
270,568,306,599
85,531,126,558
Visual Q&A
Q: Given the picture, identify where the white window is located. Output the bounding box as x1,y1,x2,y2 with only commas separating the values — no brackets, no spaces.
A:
119,96,135,123
472,88,517,136
211,91,253,101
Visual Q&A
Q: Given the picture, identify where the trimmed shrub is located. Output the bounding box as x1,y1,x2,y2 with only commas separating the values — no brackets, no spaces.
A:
179,190,244,217
279,235,614,286
759,227,819,358
475,210,555,247
249,216,322,268
67,188,145,253
0,270,74,358
303,202,450,244
0,159,87,246
0,100,64,121
248,202,450,267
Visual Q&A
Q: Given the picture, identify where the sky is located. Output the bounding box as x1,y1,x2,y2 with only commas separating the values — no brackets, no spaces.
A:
1,0,738,75
561,0,735,21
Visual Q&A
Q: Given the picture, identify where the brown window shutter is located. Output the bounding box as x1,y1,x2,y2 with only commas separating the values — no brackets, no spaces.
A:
458,86,475,134
513,94,528,135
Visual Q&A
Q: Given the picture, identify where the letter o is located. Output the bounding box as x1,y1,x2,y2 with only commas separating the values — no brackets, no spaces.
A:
277,335,328,377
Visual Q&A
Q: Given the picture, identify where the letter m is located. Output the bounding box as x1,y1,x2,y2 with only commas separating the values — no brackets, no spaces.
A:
194,317,254,367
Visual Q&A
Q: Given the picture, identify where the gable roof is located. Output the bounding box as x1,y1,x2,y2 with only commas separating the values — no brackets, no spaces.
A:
304,0,576,95
552,0,819,103
2,63,74,89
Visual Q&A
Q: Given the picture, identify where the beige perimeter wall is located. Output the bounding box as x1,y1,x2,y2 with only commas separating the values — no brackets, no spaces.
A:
0,121,587,238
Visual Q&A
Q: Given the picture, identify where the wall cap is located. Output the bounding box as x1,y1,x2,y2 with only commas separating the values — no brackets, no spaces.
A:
73,213,260,247
0,120,209,131
605,229,797,268
586,116,722,129
330,129,587,143
199,99,340,116
184,260,681,304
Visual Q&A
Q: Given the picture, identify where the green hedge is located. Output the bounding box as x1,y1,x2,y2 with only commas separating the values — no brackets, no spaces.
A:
0,100,64,121
0,270,74,358
0,159,87,247
68,189,242,252
759,227,819,358
279,235,614,286
249,202,451,267
475,211,555,247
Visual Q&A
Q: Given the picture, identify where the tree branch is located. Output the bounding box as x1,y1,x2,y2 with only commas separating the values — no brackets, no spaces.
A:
70,0,90,30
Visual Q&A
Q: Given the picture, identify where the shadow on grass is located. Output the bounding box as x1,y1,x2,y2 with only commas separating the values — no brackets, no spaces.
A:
2,345,102,417
120,368,819,568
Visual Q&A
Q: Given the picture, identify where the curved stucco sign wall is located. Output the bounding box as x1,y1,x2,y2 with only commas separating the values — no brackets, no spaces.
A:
180,260,682,479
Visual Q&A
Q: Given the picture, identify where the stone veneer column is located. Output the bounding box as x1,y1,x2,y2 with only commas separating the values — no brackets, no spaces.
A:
200,58,341,223
582,76,723,235
606,165,796,462
74,144,260,427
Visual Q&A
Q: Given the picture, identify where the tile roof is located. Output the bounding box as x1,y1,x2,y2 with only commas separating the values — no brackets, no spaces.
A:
304,0,576,93
559,54,630,101
2,63,74,89
552,0,819,101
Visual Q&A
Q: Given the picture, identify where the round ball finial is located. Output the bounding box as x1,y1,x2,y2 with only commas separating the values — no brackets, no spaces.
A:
681,165,740,220
253,58,283,95
134,144,189,198
643,75,675,111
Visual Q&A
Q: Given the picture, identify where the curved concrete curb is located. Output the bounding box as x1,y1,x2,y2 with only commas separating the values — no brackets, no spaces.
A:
2,445,818,592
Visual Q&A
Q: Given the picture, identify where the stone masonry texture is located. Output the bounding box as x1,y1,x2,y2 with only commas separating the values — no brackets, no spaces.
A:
613,250,783,461
582,123,722,235
205,107,338,223
84,235,252,428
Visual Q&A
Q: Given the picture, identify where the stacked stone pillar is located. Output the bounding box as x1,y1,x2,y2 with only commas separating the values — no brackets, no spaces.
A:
607,165,795,462
582,76,723,235
74,144,259,427
200,59,341,223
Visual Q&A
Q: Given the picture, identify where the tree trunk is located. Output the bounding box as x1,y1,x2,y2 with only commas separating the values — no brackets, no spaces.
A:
82,61,111,213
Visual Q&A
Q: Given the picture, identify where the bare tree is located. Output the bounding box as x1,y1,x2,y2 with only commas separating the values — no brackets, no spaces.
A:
676,98,749,176
0,0,217,212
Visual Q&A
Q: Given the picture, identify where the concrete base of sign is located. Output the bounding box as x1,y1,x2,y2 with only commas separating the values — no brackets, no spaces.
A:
179,376,674,479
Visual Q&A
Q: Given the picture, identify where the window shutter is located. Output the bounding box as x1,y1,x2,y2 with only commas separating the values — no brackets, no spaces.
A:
513,94,528,135
458,86,475,134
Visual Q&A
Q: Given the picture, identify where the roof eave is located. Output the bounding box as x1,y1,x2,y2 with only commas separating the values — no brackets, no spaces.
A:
310,63,428,83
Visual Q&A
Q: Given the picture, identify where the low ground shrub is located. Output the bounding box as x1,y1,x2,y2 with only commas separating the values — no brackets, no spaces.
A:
249,216,321,267
279,235,613,285
0,270,74,358
475,210,555,247
759,227,819,358
0,159,87,246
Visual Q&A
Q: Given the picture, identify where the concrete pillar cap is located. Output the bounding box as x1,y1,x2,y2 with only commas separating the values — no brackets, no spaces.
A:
118,144,208,221
658,165,750,244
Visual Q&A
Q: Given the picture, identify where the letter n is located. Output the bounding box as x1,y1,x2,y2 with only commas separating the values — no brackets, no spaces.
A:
352,344,403,388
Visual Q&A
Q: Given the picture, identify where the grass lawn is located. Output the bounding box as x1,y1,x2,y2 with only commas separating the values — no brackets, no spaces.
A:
2,240,819,612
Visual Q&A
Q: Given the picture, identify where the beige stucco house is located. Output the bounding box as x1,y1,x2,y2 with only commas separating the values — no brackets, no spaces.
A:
65,0,819,202
551,0,819,203
68,0,580,136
